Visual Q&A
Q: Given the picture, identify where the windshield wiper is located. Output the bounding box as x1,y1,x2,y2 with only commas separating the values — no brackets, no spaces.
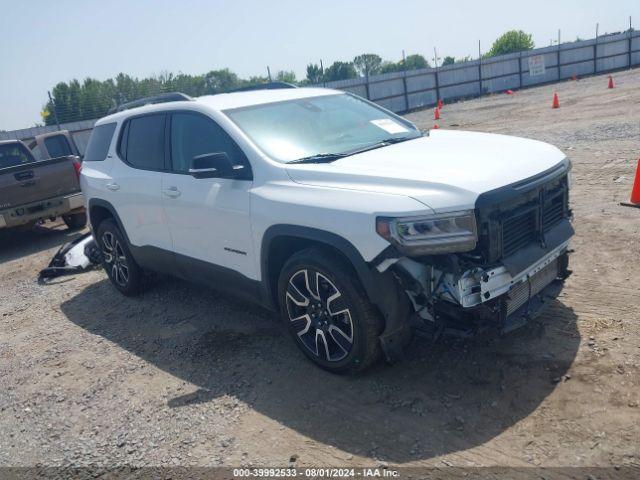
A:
286,153,349,164
359,135,418,150
287,134,422,164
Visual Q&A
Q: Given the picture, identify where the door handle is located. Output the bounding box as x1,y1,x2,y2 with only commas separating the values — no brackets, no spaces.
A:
106,182,120,191
163,186,181,198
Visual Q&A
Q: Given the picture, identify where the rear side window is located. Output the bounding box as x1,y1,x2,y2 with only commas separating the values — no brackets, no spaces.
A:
119,114,166,170
44,135,73,158
84,123,117,161
0,143,33,169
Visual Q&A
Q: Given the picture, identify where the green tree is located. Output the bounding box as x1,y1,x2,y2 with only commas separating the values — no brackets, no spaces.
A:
275,70,297,83
404,54,429,70
353,53,382,77
379,61,401,74
305,63,323,84
323,61,358,82
486,30,534,57
204,69,241,93
442,56,455,66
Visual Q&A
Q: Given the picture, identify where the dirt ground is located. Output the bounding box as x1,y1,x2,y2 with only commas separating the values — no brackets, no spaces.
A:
1,69,639,472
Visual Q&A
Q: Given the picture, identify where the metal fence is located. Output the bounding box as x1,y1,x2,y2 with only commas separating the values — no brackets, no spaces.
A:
318,30,640,113
2,29,639,150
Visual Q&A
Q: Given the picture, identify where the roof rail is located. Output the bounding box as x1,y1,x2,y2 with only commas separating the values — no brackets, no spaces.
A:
230,82,298,93
108,92,193,114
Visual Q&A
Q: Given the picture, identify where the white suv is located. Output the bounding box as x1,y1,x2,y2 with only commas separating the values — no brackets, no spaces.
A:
81,86,573,373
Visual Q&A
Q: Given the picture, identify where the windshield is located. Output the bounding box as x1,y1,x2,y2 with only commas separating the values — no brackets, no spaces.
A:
224,93,421,163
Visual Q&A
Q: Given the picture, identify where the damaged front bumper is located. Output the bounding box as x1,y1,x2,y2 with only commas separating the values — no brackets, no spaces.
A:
375,240,572,351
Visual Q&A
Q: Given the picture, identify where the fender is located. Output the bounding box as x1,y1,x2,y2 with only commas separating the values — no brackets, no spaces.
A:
261,225,411,362
261,224,381,304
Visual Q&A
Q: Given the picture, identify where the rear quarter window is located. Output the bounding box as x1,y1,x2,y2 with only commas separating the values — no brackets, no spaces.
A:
44,135,73,158
84,122,117,161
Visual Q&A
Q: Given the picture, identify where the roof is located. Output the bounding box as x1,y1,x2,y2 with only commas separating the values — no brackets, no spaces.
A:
96,87,343,126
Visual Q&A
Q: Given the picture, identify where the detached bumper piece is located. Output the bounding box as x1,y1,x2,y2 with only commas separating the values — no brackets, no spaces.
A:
38,232,102,282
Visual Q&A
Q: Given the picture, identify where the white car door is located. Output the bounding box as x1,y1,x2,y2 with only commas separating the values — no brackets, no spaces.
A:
161,111,256,280
110,113,173,252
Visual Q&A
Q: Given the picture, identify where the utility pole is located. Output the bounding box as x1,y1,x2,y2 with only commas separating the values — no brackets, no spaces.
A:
594,23,599,74
266,66,272,82
47,91,61,131
629,16,633,69
401,49,409,111
557,29,562,80
320,59,325,87
478,40,483,96
433,47,440,105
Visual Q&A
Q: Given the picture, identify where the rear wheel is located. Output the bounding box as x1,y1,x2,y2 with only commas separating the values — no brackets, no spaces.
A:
96,219,143,296
62,212,87,230
278,248,383,374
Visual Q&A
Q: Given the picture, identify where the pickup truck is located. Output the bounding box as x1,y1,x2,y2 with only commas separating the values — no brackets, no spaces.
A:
0,139,86,230
81,88,573,373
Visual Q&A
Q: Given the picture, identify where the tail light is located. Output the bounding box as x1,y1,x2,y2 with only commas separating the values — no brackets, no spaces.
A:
72,160,82,179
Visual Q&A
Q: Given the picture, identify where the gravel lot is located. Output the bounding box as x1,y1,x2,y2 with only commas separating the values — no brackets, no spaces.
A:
1,69,639,471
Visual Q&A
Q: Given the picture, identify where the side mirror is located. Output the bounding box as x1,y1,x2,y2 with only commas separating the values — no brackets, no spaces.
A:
189,152,243,179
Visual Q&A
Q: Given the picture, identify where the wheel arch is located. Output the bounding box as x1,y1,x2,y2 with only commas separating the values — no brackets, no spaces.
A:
260,225,382,311
87,198,131,245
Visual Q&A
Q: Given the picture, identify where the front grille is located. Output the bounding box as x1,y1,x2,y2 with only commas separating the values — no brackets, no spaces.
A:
506,258,559,316
502,209,536,257
542,191,565,232
492,174,569,260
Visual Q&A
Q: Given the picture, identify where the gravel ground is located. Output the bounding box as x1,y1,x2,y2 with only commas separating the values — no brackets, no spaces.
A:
1,69,639,471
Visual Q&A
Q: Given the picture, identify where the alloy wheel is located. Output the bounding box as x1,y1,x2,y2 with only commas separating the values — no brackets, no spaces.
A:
285,269,354,362
101,231,129,287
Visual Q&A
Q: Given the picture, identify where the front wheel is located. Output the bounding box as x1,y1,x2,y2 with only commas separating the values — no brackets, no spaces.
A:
278,248,383,374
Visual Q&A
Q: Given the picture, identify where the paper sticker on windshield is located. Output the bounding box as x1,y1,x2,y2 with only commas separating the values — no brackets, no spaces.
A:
370,119,409,134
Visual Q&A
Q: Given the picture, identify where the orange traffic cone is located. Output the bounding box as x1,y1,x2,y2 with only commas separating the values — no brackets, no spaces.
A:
552,92,560,109
438,99,444,109
608,75,614,89
571,74,577,81
621,159,640,208
432,124,440,129
434,107,440,120
505,89,514,95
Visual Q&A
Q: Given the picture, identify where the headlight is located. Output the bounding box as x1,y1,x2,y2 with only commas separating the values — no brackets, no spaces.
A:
376,210,477,255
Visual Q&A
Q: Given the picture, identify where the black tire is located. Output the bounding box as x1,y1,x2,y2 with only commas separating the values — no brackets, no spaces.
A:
95,219,143,296
62,212,87,230
277,247,383,374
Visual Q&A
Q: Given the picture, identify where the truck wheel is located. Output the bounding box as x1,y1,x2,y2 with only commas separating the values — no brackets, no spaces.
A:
96,219,143,296
277,248,383,374
62,212,87,230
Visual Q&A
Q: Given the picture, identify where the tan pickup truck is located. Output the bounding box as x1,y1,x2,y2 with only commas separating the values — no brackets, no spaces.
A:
0,138,85,230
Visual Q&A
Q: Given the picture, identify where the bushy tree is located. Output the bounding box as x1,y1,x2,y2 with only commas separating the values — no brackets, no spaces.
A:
486,30,534,57
323,61,358,82
353,53,382,77
379,61,401,74
306,63,323,84
442,56,455,66
404,54,429,70
275,70,297,83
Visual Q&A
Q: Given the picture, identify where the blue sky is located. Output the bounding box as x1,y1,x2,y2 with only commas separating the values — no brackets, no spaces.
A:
0,0,637,130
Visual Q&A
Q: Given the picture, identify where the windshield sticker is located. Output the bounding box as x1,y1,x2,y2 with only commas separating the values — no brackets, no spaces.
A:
370,118,409,134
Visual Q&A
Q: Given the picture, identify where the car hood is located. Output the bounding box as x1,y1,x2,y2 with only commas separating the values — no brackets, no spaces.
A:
285,129,567,212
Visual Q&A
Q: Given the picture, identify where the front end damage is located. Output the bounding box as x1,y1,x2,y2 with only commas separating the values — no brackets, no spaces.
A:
373,162,574,362
383,241,570,337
